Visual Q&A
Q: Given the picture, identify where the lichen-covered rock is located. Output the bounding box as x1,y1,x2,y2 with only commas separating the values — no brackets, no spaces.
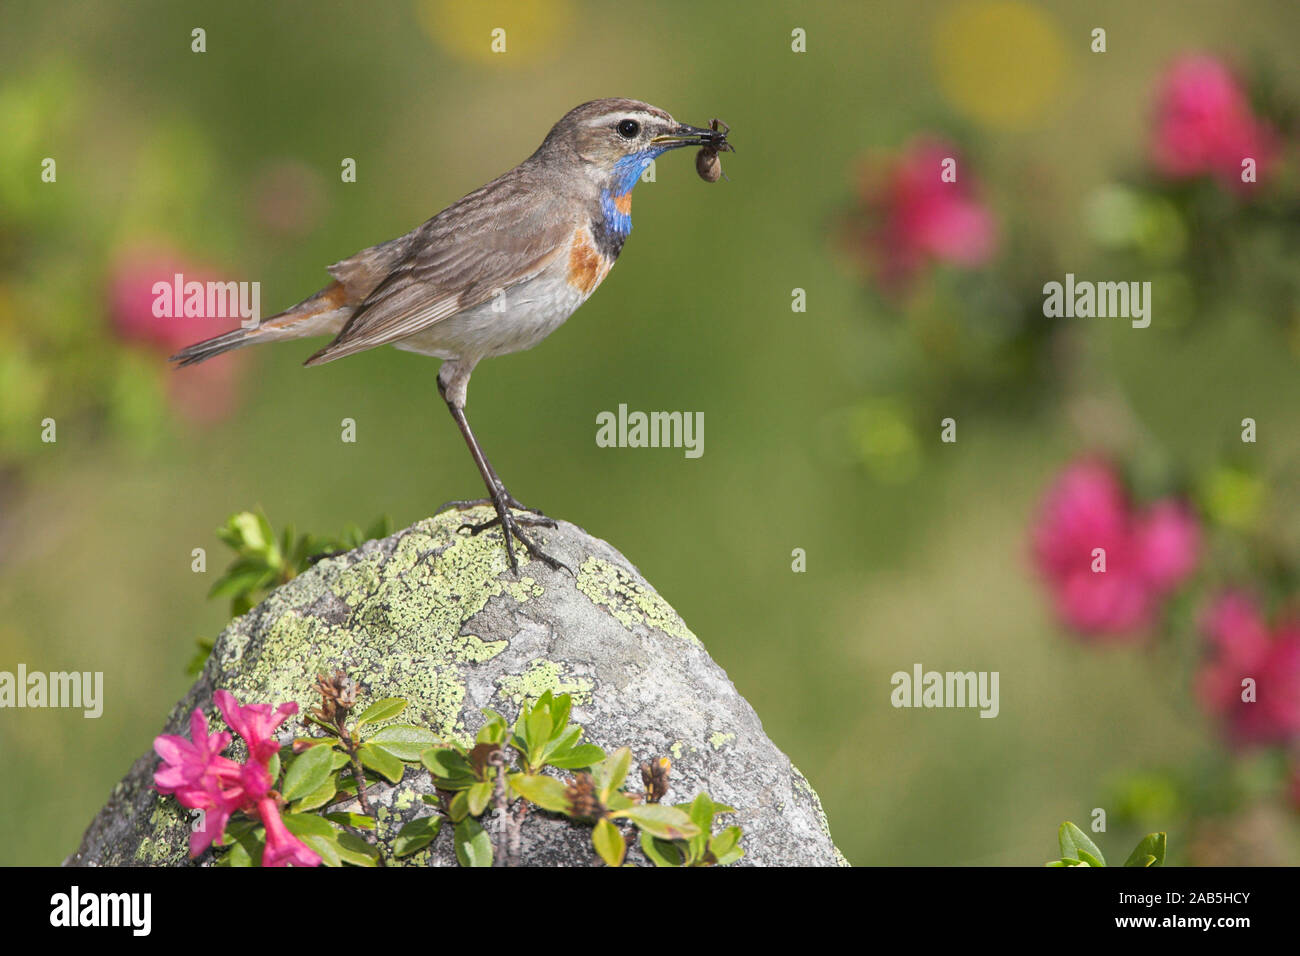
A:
67,508,845,867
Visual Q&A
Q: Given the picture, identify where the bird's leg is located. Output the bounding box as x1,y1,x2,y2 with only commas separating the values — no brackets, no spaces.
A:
438,377,566,574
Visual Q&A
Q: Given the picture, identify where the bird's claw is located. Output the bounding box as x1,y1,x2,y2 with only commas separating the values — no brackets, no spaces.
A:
457,506,569,575
436,493,546,517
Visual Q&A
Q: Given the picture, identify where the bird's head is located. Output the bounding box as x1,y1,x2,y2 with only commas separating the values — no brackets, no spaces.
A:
541,98,729,196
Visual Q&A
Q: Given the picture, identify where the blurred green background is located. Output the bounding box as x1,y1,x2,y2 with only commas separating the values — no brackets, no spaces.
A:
3,0,1300,866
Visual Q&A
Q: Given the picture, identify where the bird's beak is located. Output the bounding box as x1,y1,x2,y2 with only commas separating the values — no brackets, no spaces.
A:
652,122,734,153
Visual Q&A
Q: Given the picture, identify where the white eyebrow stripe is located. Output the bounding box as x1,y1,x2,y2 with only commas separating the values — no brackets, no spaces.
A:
583,110,666,128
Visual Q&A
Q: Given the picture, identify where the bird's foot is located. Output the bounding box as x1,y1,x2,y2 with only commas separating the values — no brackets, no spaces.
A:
459,501,568,575
436,493,547,517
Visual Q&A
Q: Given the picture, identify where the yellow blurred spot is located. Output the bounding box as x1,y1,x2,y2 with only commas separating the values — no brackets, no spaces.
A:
931,0,1066,128
418,0,574,66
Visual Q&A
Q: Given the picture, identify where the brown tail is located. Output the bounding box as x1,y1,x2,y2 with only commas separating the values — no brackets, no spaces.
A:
168,281,352,368
169,327,257,367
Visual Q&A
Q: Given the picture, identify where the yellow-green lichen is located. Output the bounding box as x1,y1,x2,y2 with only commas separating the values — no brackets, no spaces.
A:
206,509,546,743
575,557,699,645
497,659,593,706
708,731,735,750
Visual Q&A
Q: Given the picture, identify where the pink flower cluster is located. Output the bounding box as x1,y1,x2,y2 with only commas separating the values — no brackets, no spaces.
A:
1150,54,1281,191
1032,460,1200,638
106,246,245,425
842,137,998,292
154,690,320,866
1196,592,1300,746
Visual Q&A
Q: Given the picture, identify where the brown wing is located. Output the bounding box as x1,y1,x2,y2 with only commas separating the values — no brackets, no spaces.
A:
304,168,573,366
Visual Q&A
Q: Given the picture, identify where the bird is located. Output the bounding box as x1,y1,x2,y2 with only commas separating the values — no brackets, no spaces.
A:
170,98,732,573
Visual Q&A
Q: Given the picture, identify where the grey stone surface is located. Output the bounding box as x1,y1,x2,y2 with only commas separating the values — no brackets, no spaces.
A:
67,508,846,867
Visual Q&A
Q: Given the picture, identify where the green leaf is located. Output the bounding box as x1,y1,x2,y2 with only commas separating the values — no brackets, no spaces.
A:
293,775,337,812
281,742,336,803
525,704,551,764
1076,849,1105,867
546,743,605,770
448,790,470,822
687,793,716,832
1058,822,1106,866
639,831,683,867
712,843,744,866
549,694,572,738
592,817,625,867
280,811,335,837
709,825,741,861
422,748,477,790
323,811,375,830
476,711,509,746
366,724,441,760
335,830,381,867
358,742,405,784
595,747,632,805
207,567,272,600
606,791,635,813
355,697,407,727
454,817,492,867
467,779,494,816
509,773,571,814
612,804,700,841
393,815,443,857
1123,832,1167,868
221,841,254,867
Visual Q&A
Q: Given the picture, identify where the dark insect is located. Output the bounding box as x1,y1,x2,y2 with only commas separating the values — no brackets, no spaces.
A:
696,118,734,183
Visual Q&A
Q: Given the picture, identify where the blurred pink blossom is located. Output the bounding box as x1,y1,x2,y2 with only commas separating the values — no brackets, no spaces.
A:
108,248,225,352
1196,592,1300,746
106,246,246,424
1032,460,1200,638
840,137,998,292
1149,54,1281,191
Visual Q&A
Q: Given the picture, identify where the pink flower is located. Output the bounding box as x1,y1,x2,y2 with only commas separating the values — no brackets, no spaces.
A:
256,797,321,868
215,689,297,764
153,708,247,855
107,247,229,352
184,784,245,857
1032,460,1200,638
841,137,998,292
1149,54,1281,191
1196,592,1300,745
153,690,320,865
107,245,248,425
153,708,236,796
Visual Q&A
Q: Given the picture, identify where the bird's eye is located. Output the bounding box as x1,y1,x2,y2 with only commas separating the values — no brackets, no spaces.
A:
616,119,640,139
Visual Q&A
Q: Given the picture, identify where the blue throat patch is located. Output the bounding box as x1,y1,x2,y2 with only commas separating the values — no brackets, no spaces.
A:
601,147,670,237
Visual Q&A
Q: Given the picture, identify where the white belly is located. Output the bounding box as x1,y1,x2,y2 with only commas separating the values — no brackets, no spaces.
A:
393,271,590,362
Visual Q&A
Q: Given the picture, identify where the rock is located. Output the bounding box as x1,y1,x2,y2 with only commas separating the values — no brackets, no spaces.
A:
67,508,845,867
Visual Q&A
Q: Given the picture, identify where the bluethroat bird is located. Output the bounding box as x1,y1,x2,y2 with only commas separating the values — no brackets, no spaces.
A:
170,98,732,573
